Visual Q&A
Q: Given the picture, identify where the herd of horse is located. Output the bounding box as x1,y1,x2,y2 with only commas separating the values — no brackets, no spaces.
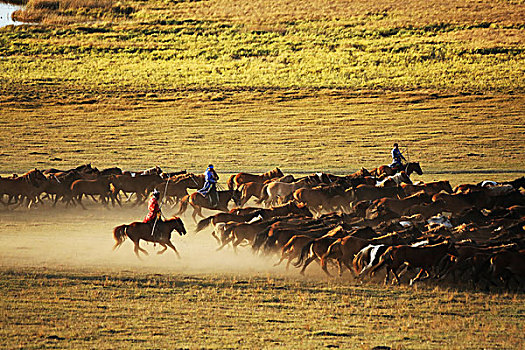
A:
193,165,524,290
3,163,525,289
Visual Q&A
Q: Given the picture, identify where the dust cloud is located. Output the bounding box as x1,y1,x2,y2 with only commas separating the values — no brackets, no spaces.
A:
0,203,301,277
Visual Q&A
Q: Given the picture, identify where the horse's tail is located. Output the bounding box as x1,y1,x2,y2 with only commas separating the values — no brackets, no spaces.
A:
227,174,236,190
293,240,315,268
255,183,269,204
352,249,366,275
113,224,128,250
196,215,214,233
174,195,189,216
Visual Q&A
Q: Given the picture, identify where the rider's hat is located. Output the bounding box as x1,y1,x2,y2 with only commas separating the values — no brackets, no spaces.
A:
393,143,398,147
152,189,160,198
208,164,214,169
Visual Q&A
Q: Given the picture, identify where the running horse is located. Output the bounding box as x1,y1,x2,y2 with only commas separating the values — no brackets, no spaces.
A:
227,168,284,190
371,162,423,178
113,216,187,258
174,189,242,221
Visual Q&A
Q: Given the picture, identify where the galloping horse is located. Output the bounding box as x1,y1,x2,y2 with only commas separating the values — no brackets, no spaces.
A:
0,168,48,208
153,173,203,206
371,162,423,178
113,217,187,258
227,168,284,190
175,189,242,221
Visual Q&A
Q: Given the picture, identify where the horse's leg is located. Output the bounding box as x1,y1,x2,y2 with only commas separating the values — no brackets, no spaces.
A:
211,230,222,244
165,241,181,258
216,235,233,251
157,243,168,255
191,205,199,223
274,253,287,267
232,237,245,254
391,267,402,285
133,240,148,259
52,194,60,207
300,256,317,276
338,260,345,277
321,259,333,277
409,268,428,286
77,194,87,210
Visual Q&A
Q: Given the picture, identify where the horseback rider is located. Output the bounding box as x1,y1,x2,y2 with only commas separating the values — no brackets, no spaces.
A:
197,164,219,207
144,189,162,240
390,143,406,171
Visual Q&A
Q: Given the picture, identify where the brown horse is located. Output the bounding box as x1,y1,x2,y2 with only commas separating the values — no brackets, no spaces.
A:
70,175,119,209
401,180,453,196
113,217,187,258
0,168,47,208
227,168,284,190
369,191,432,217
371,162,423,178
489,249,525,288
370,241,458,285
320,232,405,277
175,189,242,221
110,173,164,204
238,181,266,207
293,184,347,215
293,226,350,276
153,173,203,206
216,218,276,252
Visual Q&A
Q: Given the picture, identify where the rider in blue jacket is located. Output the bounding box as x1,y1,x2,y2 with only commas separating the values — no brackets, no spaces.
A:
197,164,219,206
390,143,406,170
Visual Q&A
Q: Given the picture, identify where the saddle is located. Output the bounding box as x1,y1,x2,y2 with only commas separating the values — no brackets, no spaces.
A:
390,163,404,173
199,191,219,208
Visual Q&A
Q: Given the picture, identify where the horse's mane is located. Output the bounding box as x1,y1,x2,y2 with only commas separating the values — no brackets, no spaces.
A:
264,167,282,178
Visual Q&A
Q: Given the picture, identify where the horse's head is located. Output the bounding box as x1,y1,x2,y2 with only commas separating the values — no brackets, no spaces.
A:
170,216,187,236
231,189,242,206
274,167,284,178
26,169,47,187
408,162,423,176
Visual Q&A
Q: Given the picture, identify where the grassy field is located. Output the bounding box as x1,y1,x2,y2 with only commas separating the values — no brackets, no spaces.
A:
2,268,524,349
1,0,523,175
1,92,523,176
2,0,525,99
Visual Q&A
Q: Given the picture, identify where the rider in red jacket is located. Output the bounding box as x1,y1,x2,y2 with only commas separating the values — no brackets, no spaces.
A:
144,189,161,223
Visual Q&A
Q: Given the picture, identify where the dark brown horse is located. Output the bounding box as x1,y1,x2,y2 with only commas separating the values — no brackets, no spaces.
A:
175,189,242,221
113,217,187,258
70,175,119,209
370,241,458,285
371,162,423,178
0,168,47,208
227,168,284,190
153,173,204,206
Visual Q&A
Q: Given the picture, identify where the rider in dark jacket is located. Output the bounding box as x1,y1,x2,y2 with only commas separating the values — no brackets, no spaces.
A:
197,164,219,207
390,143,406,170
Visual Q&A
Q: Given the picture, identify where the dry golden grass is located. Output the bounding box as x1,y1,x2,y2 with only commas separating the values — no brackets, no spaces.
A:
1,92,523,180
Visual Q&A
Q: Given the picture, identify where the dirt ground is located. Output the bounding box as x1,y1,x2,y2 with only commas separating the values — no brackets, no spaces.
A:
0,201,303,277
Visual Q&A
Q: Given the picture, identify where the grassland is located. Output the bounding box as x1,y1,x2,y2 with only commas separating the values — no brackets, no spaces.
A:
2,0,525,100
1,92,524,176
1,0,523,175
1,268,524,349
